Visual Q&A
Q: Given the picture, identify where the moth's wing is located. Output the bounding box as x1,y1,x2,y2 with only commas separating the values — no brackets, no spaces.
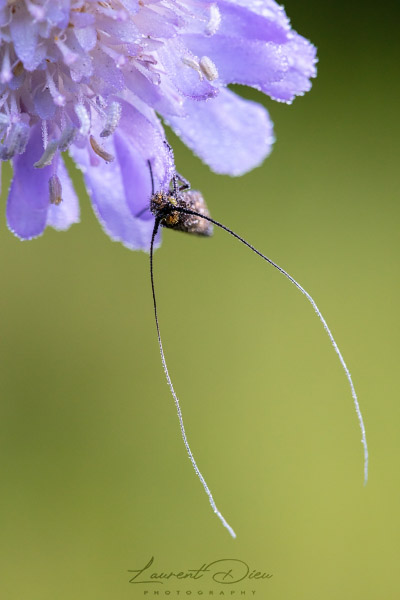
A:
174,190,213,236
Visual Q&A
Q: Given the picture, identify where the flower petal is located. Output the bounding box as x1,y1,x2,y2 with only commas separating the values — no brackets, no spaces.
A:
221,0,290,31
69,101,172,251
165,88,274,176
217,0,290,43
34,87,56,120
185,34,316,103
47,159,80,231
157,38,218,100
70,141,160,251
124,67,186,117
266,32,317,102
9,9,45,71
113,131,152,220
117,99,175,193
184,1,317,103
6,125,50,240
44,0,70,28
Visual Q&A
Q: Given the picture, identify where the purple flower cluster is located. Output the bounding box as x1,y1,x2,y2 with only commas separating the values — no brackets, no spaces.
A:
0,0,316,250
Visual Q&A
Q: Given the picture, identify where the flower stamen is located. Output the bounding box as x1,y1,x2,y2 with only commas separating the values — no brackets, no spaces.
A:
205,4,221,36
89,134,114,162
0,46,12,84
75,103,91,135
0,121,29,159
182,54,204,81
34,139,59,168
45,71,66,107
100,101,122,137
59,125,76,152
199,56,218,82
49,173,63,205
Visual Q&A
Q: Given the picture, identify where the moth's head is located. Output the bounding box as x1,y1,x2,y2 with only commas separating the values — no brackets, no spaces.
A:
150,192,180,227
150,192,176,214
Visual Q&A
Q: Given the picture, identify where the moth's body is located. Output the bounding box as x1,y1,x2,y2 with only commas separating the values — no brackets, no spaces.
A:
150,179,213,237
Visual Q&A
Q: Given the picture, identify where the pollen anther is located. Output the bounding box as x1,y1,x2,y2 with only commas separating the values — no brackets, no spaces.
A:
206,4,221,36
49,174,63,205
199,56,218,81
34,139,59,168
100,101,122,138
89,135,114,163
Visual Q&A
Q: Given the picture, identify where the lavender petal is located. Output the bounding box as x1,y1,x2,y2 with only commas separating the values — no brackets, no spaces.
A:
7,125,50,240
166,88,274,176
47,159,80,231
69,101,172,251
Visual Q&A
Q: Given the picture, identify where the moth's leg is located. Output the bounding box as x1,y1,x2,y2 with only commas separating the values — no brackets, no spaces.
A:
163,140,173,155
135,206,150,218
171,172,190,195
175,171,191,192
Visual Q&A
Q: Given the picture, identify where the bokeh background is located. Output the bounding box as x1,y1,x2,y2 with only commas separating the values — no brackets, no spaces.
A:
0,1,399,598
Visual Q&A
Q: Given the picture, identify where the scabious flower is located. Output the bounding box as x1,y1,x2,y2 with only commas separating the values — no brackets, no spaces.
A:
0,0,316,249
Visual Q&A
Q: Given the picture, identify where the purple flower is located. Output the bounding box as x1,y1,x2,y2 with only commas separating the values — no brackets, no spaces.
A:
0,0,316,249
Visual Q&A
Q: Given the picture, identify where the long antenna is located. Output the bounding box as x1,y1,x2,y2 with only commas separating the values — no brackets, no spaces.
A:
149,218,237,538
134,161,155,218
173,205,369,485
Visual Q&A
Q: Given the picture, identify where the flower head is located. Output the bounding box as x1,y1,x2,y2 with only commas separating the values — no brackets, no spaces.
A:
0,0,316,249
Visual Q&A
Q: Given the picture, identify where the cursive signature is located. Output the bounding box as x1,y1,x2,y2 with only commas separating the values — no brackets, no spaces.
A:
128,557,273,585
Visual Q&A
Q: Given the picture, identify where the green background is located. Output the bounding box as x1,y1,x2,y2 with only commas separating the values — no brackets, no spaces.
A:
0,1,398,598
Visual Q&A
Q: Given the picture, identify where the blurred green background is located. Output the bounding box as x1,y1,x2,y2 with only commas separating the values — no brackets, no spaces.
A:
0,1,399,598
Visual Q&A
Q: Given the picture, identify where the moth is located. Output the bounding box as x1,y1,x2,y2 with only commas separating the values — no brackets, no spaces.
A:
147,159,368,539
